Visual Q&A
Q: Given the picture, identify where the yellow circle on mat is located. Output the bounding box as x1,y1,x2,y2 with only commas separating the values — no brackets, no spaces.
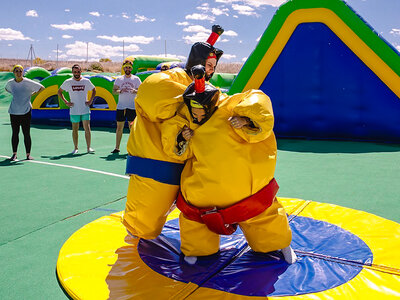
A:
56,198,400,299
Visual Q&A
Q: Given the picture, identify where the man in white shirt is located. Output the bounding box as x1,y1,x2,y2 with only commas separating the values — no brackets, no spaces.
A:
58,64,96,154
111,60,142,153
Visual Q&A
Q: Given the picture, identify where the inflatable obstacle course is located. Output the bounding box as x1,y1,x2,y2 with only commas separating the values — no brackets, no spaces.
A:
122,55,182,74
229,0,400,142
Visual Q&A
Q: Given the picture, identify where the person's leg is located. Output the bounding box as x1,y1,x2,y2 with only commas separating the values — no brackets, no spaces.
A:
21,110,32,159
71,121,79,151
10,114,20,159
82,115,93,152
239,198,295,263
179,213,220,258
115,121,125,151
126,109,136,130
112,109,125,153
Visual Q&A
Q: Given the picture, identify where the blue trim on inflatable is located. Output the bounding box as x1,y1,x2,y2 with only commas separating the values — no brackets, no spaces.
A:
125,155,184,185
260,23,400,142
138,216,373,297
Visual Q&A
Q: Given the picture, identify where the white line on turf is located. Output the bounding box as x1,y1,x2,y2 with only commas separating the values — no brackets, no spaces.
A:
0,155,129,179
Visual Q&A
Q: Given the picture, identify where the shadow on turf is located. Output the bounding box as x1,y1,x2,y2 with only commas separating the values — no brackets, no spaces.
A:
41,152,93,160
277,139,400,154
0,158,25,167
99,153,128,161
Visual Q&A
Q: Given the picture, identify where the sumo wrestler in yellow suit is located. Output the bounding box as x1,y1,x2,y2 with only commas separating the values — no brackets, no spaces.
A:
123,26,224,239
161,65,296,264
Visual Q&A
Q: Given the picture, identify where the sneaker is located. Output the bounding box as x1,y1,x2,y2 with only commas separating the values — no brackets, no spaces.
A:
111,148,120,154
71,149,79,155
87,147,95,153
10,154,17,161
26,155,34,160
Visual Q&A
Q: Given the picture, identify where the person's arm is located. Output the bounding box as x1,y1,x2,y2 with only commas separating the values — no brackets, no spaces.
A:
5,82,11,94
32,86,45,97
86,87,96,106
58,88,73,107
112,84,121,95
229,116,254,129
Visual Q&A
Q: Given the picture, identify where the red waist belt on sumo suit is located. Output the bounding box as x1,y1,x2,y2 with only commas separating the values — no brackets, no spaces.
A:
176,178,279,235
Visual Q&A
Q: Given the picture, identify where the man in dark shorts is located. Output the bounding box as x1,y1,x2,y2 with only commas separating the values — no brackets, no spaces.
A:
111,60,142,153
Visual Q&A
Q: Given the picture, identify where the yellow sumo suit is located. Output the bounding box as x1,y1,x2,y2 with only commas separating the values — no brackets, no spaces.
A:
123,26,225,239
123,68,192,238
161,70,292,257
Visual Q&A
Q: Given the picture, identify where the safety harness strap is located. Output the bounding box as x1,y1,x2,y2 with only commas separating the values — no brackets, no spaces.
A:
176,178,279,235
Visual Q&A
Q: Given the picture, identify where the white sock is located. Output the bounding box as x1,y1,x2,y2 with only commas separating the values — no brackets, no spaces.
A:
184,256,197,265
281,246,297,264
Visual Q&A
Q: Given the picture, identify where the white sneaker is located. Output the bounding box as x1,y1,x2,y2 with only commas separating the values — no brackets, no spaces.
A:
87,147,95,153
184,256,197,265
71,149,78,155
281,246,297,264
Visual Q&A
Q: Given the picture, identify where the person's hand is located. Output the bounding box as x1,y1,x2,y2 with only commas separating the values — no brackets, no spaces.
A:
120,88,128,93
182,125,194,141
229,116,249,129
85,100,93,106
65,102,74,108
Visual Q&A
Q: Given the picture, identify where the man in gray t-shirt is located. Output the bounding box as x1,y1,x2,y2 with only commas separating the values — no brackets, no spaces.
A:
111,60,141,154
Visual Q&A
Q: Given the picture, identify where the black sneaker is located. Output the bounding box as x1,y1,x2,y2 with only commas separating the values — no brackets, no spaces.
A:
111,149,120,154
10,154,17,161
26,155,34,160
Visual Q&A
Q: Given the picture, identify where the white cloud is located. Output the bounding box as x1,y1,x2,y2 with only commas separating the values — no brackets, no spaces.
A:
58,54,68,59
197,3,210,11
242,56,248,62
97,35,154,44
224,30,238,37
65,41,141,59
176,21,190,26
183,32,210,44
150,54,186,61
122,13,129,19
52,49,63,53
183,25,208,33
221,54,236,60
51,21,92,31
89,11,100,17
62,35,73,39
134,14,155,23
216,0,285,8
256,35,261,41
233,15,238,18
48,36,53,40
220,38,229,42
0,28,33,41
65,9,70,12
185,13,215,22
232,4,258,16
7,43,12,47
390,28,400,36
26,10,38,17
396,45,400,52
212,8,229,16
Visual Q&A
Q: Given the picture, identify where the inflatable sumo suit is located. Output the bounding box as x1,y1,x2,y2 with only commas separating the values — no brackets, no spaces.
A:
161,67,292,256
123,26,224,239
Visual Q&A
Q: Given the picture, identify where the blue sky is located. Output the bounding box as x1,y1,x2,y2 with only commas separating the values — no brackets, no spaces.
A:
0,0,399,63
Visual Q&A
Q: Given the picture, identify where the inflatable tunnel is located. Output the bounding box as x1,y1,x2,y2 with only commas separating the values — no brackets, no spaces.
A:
31,74,118,126
229,0,400,142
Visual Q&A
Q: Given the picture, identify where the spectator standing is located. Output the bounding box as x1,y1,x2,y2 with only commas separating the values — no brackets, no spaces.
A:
58,64,96,154
111,60,142,154
5,64,44,161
